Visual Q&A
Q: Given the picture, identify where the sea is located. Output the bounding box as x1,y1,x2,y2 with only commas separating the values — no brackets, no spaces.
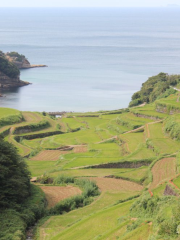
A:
0,7,180,112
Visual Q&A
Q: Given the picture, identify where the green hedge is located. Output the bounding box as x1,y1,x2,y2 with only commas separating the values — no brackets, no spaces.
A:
14,120,50,134
0,113,24,127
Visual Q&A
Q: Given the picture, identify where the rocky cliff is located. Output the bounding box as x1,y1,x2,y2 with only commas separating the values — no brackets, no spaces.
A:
0,51,30,90
0,71,29,89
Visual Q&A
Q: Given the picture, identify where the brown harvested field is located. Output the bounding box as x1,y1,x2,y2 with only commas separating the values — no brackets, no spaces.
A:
31,150,67,161
89,177,143,192
72,145,88,153
150,158,176,189
40,186,82,208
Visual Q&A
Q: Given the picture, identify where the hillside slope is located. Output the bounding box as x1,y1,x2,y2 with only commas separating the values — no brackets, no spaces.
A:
2,73,180,239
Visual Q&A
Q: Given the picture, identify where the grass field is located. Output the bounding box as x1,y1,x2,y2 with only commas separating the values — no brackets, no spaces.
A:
130,103,168,119
146,122,180,154
0,107,20,118
113,167,148,183
31,150,68,161
150,158,176,189
120,132,145,153
46,200,134,240
152,183,167,197
61,117,85,131
155,93,180,112
173,175,180,189
27,160,58,177
38,198,138,240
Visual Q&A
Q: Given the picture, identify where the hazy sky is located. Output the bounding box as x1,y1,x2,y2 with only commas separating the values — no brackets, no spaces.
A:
0,0,179,8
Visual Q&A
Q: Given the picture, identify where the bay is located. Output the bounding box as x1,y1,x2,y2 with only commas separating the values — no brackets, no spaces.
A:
0,8,180,111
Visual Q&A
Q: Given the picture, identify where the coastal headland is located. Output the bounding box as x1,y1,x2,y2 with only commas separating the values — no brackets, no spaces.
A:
0,50,47,91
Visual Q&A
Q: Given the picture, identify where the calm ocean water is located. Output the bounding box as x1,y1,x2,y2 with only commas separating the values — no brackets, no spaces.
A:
0,8,180,112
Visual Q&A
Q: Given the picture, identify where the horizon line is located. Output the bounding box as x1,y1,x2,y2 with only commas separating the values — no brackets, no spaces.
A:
0,6,179,8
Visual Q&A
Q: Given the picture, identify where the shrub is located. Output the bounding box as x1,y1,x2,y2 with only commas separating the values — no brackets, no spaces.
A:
0,54,20,78
53,175,75,185
0,113,23,127
164,116,180,140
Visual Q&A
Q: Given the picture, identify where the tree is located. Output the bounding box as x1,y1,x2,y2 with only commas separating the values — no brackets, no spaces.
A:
0,138,31,208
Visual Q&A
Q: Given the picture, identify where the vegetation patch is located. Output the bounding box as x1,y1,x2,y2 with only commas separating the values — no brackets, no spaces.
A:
129,72,179,107
164,114,180,140
0,51,20,78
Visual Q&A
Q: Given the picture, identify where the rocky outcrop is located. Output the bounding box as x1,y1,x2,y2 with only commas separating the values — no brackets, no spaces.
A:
5,53,47,69
0,71,30,89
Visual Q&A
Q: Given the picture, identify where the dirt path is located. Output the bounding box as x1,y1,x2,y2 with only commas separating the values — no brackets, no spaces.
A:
10,127,15,134
125,143,130,152
123,126,144,135
150,158,176,189
146,124,150,138
96,135,117,144
40,186,82,208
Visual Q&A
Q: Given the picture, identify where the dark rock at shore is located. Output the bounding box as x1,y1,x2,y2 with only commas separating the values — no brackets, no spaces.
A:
0,71,30,89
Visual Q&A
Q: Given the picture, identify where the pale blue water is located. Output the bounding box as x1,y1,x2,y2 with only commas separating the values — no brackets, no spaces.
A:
0,8,180,112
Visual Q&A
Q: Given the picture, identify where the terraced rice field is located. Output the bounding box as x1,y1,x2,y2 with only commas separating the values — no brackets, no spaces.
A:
150,158,176,189
0,107,20,118
72,145,88,153
130,103,168,119
3,104,180,240
22,112,43,122
61,117,85,130
89,177,143,192
146,122,180,154
46,200,134,240
40,186,82,208
31,150,67,161
120,132,144,153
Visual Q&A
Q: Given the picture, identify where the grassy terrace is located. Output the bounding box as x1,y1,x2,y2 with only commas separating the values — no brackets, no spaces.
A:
155,93,180,113
0,107,20,118
130,103,169,119
2,96,180,240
